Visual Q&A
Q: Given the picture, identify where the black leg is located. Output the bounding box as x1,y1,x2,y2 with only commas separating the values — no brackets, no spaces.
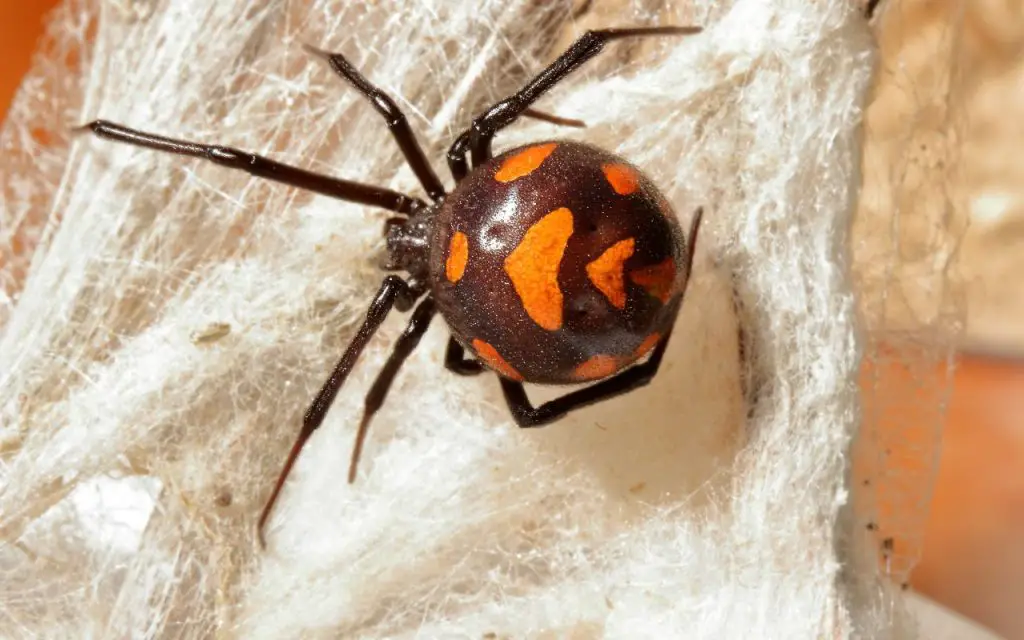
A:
521,108,587,129
76,121,425,215
348,297,437,483
446,25,701,179
304,45,446,202
683,207,703,281
444,338,484,376
866,0,881,19
500,328,674,427
257,275,421,547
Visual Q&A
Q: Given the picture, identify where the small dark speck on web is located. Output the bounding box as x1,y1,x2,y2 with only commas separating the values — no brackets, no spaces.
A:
191,322,232,345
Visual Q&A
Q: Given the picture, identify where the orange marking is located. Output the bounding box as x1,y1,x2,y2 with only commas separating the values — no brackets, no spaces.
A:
472,339,522,381
586,238,635,309
574,355,621,381
494,143,557,183
634,332,662,359
504,207,573,331
602,163,640,195
446,231,469,282
630,257,676,303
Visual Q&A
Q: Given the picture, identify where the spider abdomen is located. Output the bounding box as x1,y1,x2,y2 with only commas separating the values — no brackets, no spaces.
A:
430,140,689,385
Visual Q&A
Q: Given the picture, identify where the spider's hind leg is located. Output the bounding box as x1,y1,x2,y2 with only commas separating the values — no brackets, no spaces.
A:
499,328,674,427
348,297,438,483
257,275,422,547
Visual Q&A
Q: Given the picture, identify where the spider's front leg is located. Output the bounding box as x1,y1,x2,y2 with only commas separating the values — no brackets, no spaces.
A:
78,121,425,214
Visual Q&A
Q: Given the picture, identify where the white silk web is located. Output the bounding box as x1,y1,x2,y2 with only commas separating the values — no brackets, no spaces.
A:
0,0,963,638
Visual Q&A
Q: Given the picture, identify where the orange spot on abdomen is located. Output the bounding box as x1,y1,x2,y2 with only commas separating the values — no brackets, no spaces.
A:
494,143,557,183
586,238,635,309
472,339,522,381
630,257,676,303
634,332,662,359
446,231,469,282
574,355,621,381
602,163,640,195
504,207,574,331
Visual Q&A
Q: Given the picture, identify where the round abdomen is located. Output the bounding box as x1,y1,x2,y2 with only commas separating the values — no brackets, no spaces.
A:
429,140,688,385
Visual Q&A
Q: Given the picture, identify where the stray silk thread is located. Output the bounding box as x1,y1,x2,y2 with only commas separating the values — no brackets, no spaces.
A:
0,1,950,638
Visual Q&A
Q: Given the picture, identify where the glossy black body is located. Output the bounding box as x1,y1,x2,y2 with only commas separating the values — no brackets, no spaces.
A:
429,140,686,384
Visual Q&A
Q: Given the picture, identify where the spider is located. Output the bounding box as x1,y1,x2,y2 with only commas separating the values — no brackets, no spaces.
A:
78,25,705,547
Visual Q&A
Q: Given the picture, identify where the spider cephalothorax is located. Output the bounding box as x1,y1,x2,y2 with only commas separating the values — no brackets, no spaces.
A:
80,26,704,547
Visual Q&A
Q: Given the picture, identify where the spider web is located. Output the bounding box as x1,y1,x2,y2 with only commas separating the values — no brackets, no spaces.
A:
0,0,965,638
851,0,967,591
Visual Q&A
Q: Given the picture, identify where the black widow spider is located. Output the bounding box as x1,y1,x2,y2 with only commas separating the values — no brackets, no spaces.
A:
79,26,705,547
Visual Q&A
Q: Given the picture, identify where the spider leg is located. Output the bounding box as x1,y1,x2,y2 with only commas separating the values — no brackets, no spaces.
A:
303,45,446,202
257,275,422,548
444,338,484,376
348,297,437,483
683,207,703,282
500,326,674,426
445,25,702,180
521,108,587,129
76,121,425,214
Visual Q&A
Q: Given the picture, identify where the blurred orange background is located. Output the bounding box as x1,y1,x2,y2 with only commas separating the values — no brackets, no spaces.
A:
2,1,1021,638
0,1,61,123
